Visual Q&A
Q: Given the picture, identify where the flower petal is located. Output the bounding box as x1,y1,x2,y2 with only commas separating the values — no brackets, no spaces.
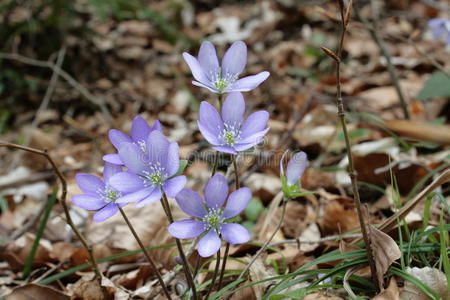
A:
103,154,123,165
147,130,170,166
192,81,218,93
279,150,289,177
131,116,151,142
221,92,245,127
72,194,105,210
286,151,308,186
75,173,105,195
221,223,250,244
135,188,162,208
109,172,145,193
175,189,207,218
165,142,180,177
162,175,186,198
227,71,270,92
108,129,132,150
116,187,153,203
118,143,147,174
93,203,119,222
198,41,219,81
238,127,269,145
221,41,247,77
204,174,229,209
232,143,255,152
222,187,251,219
197,230,221,257
198,101,224,144
168,219,205,239
103,163,122,184
151,120,162,132
240,111,269,140
183,52,209,84
212,146,237,155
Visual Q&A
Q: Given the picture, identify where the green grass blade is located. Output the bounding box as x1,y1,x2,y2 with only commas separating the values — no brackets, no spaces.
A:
23,190,58,278
390,267,440,300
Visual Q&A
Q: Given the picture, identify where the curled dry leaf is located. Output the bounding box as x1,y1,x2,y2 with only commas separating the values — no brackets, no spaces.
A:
319,198,360,235
6,284,69,300
248,255,276,299
369,225,401,290
399,267,449,300
372,277,399,300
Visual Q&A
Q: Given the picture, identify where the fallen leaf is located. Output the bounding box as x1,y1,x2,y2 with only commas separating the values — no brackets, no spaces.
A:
372,277,399,300
399,267,449,300
6,284,69,300
319,198,360,235
369,225,401,290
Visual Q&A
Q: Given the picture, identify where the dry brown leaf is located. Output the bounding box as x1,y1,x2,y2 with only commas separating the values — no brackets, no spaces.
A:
369,225,401,290
303,292,344,300
400,267,449,300
6,284,69,300
319,198,360,235
385,120,450,145
372,277,399,300
248,256,277,299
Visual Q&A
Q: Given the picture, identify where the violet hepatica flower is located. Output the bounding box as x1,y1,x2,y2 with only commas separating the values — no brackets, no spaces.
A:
428,18,450,45
104,116,162,165
280,150,308,198
198,92,269,154
168,174,251,257
72,163,125,222
183,41,270,94
108,130,186,208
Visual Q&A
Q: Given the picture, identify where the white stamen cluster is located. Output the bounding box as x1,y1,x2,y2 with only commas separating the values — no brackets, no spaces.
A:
208,68,238,92
219,122,241,146
136,140,147,153
202,207,223,232
142,162,167,187
98,186,121,203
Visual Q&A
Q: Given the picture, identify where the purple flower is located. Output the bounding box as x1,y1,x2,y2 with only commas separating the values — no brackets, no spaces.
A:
428,18,450,45
168,174,251,257
103,116,162,165
183,41,270,94
72,163,125,222
108,130,186,208
198,92,269,154
280,150,308,198
280,150,308,186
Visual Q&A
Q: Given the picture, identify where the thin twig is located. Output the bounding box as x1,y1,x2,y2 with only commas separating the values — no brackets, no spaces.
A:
161,192,198,300
0,142,106,295
268,233,362,247
118,207,172,300
237,197,288,281
325,0,379,288
355,3,410,119
0,52,114,124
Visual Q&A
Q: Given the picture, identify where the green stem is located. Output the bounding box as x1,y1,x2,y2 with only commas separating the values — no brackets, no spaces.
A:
119,207,172,300
161,193,198,300
217,242,230,290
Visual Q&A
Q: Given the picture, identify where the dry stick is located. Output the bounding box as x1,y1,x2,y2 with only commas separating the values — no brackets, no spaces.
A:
161,192,198,300
204,249,221,299
118,207,172,300
0,142,105,294
0,52,114,125
322,0,379,288
355,5,410,120
237,195,287,282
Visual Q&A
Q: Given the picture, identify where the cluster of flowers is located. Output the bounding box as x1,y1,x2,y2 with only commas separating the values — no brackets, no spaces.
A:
72,41,307,258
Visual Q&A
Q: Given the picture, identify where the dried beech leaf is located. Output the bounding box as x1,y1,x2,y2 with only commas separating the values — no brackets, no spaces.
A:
400,267,449,300
6,284,69,300
372,277,399,300
369,225,401,289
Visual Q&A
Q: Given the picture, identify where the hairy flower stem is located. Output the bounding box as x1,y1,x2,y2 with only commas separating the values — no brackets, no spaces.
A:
331,1,379,288
211,94,224,177
0,142,108,298
118,207,172,300
237,194,287,281
205,250,221,299
161,192,198,300
216,155,239,290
